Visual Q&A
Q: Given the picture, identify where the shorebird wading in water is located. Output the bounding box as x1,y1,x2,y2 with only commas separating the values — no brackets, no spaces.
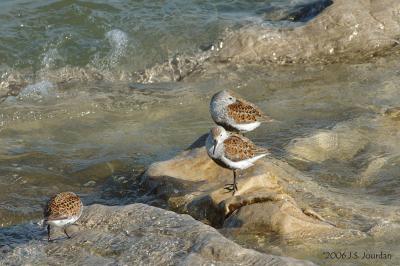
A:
210,89,274,133
43,192,83,241
206,126,269,195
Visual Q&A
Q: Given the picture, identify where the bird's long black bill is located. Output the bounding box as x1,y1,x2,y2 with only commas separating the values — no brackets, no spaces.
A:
213,140,217,155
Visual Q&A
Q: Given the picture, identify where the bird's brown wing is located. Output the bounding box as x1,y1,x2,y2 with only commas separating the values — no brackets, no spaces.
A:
44,192,81,221
223,134,267,162
227,99,272,123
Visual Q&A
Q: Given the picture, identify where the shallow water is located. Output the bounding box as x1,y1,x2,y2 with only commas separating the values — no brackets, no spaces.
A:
1,0,400,265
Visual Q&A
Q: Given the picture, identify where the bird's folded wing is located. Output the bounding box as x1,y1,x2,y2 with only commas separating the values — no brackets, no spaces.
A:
227,99,272,123
223,135,267,162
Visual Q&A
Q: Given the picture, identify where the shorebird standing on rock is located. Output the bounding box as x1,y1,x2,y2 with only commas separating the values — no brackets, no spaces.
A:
205,126,269,195
210,89,274,133
43,192,83,241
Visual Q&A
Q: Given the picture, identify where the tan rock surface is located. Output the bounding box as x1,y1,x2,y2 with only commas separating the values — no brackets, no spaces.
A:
143,135,340,237
0,203,315,266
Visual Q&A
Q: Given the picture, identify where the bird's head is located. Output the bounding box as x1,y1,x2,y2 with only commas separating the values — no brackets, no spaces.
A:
211,89,237,105
209,126,228,155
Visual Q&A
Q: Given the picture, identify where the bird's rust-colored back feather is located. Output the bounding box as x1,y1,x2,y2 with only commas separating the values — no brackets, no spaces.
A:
44,192,82,221
223,134,267,162
227,99,270,123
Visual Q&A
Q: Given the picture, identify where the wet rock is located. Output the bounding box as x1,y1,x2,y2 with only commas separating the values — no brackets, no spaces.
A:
217,0,400,64
143,135,339,237
129,0,400,83
0,203,315,265
223,199,334,235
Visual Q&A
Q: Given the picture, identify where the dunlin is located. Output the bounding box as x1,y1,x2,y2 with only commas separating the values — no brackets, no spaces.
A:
210,89,273,133
205,126,269,195
43,192,83,241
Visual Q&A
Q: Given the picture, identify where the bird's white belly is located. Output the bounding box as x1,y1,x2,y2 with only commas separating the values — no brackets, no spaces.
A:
221,153,267,170
232,121,261,132
47,216,79,227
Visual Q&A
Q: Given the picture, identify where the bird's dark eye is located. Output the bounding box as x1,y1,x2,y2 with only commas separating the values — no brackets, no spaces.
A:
229,97,233,100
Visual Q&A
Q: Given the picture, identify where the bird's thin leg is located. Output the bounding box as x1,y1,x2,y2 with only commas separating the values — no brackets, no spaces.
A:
224,170,238,196
232,169,238,195
64,227,71,239
47,224,51,242
233,169,239,192
224,169,239,195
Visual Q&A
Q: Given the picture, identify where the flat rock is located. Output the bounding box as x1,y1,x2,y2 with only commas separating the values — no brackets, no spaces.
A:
143,135,340,237
0,203,314,265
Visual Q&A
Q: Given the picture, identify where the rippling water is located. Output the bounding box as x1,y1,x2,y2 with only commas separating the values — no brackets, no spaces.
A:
0,0,311,71
1,0,400,265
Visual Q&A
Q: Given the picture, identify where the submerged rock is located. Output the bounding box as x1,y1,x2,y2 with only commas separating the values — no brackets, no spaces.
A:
286,123,369,163
0,203,314,265
143,134,339,237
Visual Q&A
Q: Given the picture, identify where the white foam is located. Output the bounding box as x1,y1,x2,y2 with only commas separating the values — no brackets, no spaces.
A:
19,80,54,99
41,48,63,69
105,29,129,65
